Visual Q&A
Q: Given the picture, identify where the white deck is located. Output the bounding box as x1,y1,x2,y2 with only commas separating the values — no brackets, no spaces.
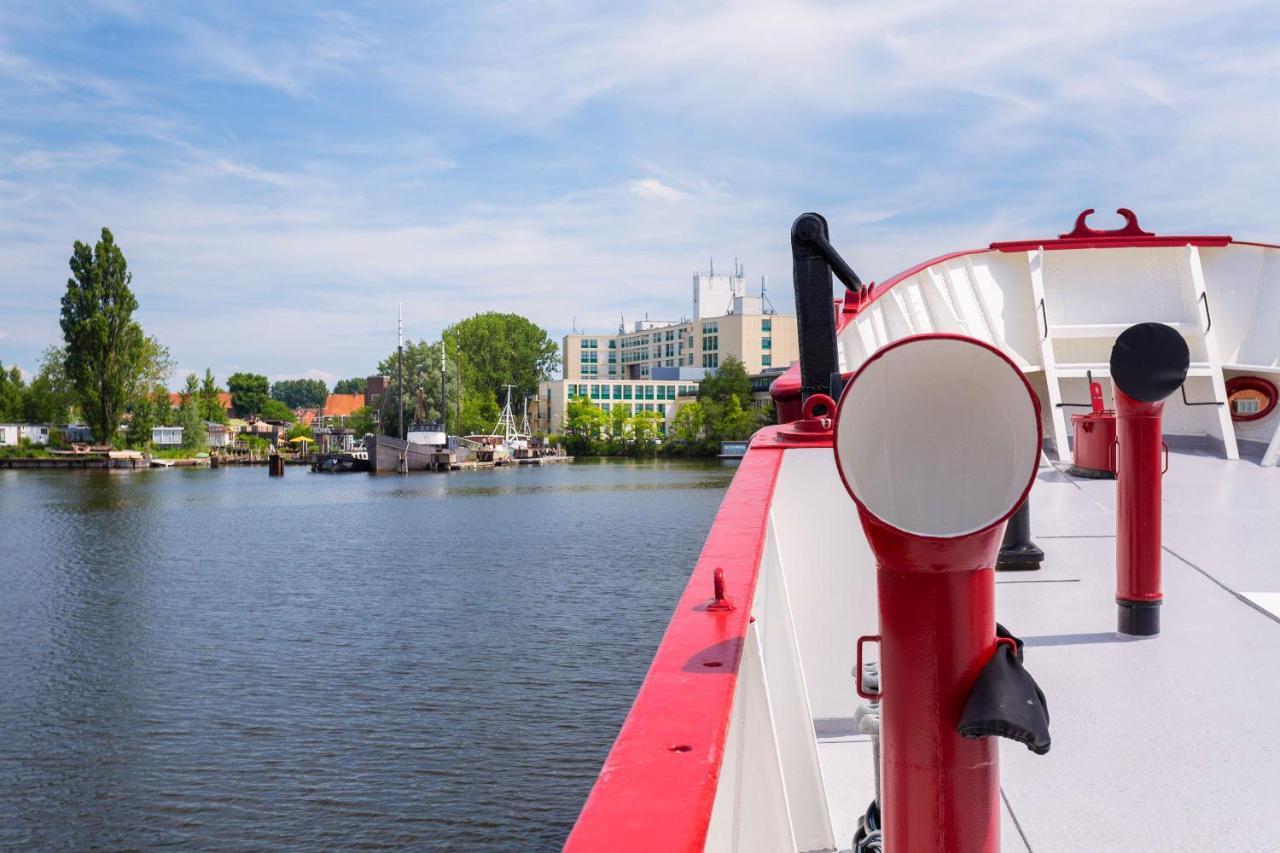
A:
812,449,1280,852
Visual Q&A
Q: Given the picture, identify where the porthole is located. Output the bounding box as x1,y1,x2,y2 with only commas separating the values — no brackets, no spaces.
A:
1225,376,1278,422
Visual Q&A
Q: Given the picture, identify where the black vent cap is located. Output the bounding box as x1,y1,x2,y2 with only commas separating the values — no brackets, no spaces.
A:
1109,322,1190,403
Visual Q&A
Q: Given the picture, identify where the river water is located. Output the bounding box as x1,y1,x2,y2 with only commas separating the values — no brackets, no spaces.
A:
0,460,734,850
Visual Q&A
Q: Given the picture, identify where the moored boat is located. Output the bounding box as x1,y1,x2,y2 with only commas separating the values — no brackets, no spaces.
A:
566,210,1280,852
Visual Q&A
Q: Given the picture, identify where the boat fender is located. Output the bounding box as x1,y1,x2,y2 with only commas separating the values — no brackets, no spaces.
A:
957,623,1051,755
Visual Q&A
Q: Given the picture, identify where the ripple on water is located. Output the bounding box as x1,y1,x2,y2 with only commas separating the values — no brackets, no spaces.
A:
0,461,731,850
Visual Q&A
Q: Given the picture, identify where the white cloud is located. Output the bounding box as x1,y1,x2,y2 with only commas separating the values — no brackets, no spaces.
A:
627,178,687,202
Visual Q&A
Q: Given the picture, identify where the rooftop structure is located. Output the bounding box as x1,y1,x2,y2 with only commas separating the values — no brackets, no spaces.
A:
564,263,797,381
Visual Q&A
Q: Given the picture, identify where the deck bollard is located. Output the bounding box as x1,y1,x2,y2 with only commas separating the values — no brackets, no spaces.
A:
1110,323,1190,636
996,498,1043,571
833,334,1042,853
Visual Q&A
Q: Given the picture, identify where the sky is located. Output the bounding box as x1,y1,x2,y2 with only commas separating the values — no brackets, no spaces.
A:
1,1,1277,387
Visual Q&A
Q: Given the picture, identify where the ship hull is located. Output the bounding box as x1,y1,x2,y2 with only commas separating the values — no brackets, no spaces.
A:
366,434,435,473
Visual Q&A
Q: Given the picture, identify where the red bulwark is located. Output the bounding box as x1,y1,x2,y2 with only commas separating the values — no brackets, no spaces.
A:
563,436,787,852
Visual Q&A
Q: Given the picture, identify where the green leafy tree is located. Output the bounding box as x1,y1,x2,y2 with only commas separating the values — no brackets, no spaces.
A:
258,398,295,422
670,401,705,444
347,405,376,436
59,228,157,443
270,378,329,409
698,356,752,407
227,372,269,417
178,373,206,449
0,362,24,421
22,348,76,424
629,411,662,456
375,339,460,437
199,369,228,423
126,385,168,447
443,312,558,409
285,422,314,441
333,377,365,395
563,395,608,455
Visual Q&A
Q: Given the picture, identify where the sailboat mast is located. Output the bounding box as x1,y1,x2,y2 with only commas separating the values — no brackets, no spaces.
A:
440,340,447,435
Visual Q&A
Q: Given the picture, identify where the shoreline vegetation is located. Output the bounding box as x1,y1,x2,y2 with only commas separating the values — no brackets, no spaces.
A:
2,228,773,467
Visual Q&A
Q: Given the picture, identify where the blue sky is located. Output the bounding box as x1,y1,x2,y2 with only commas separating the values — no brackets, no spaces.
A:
2,1,1277,387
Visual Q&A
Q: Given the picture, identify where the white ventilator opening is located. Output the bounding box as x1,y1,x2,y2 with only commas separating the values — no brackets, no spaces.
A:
834,337,1040,538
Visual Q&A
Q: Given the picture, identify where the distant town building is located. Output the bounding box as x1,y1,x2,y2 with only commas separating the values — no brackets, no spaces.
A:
316,393,365,429
561,265,797,381
532,378,700,437
205,422,234,448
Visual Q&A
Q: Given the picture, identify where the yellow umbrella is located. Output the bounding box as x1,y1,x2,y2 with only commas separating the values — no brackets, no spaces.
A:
289,436,314,444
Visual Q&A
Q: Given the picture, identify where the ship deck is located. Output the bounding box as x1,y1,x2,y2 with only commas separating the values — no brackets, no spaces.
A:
817,447,1280,852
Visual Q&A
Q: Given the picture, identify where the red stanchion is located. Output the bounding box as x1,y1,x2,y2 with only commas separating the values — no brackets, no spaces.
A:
834,334,1042,853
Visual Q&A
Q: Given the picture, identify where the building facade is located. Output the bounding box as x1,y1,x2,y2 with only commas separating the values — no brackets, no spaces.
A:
561,269,798,381
532,378,701,436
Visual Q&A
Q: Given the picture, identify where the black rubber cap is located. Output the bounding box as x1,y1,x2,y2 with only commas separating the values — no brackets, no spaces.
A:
1109,322,1190,402
1117,599,1161,636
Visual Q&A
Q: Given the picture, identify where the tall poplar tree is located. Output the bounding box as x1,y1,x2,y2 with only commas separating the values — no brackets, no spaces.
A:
59,228,149,443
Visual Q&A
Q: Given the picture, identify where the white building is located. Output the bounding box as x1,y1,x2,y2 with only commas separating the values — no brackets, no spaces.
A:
205,422,234,448
152,426,183,447
0,424,55,446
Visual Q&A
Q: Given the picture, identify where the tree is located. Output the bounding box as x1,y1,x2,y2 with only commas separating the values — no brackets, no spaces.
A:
227,372,269,417
375,339,460,437
563,395,608,455
629,411,662,455
259,398,295,422
347,405,376,436
698,356,752,407
59,228,153,443
443,312,559,408
0,362,24,421
199,369,228,423
670,401,705,444
178,373,206,450
126,385,168,447
333,377,365,395
271,378,329,409
22,347,76,424
285,422,313,441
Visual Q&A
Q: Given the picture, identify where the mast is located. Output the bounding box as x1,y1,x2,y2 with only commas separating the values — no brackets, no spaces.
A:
397,304,405,441
440,340,447,434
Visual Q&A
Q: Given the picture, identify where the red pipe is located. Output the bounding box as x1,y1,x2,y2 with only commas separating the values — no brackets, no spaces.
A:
1114,387,1165,635
863,514,1005,852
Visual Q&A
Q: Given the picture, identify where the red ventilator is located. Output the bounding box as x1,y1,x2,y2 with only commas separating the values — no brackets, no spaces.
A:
1109,323,1190,637
833,335,1042,853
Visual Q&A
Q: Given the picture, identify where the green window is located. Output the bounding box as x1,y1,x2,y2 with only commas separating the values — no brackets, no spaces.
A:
762,319,772,331
623,386,632,400
591,384,600,398
613,384,623,399
762,337,772,350
762,355,772,367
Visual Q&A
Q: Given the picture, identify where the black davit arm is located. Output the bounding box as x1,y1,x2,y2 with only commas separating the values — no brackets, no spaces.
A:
791,213,865,401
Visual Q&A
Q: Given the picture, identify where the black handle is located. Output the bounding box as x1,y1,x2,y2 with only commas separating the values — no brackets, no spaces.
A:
1198,291,1212,334
1038,299,1048,340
